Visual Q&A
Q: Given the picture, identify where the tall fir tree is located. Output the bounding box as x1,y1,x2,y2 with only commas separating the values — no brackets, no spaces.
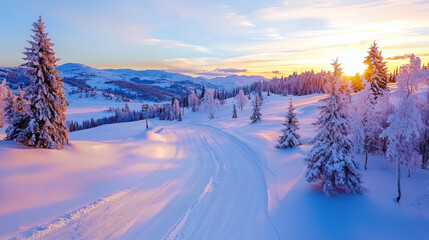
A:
189,91,199,112
373,90,394,155
172,98,180,119
19,16,69,149
349,79,381,169
305,59,362,195
232,103,238,119
363,41,388,98
276,98,301,149
250,95,262,123
258,91,264,106
204,90,218,119
236,89,247,110
380,55,422,202
418,79,429,169
5,88,30,141
178,110,183,122
4,88,17,124
0,79,9,128
200,85,206,99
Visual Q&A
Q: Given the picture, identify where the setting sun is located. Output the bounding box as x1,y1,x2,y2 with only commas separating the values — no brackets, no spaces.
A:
338,50,367,76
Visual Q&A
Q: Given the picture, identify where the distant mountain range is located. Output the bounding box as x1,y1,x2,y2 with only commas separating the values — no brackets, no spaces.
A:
0,63,266,102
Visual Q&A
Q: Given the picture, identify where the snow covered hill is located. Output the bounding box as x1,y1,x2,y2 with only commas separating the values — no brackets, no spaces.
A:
1,93,428,240
207,74,267,90
0,64,266,102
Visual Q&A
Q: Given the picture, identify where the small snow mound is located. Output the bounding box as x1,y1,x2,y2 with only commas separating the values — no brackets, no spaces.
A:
155,128,166,134
147,130,167,142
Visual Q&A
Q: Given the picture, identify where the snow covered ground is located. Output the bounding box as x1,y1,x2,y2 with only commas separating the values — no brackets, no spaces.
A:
1,93,429,239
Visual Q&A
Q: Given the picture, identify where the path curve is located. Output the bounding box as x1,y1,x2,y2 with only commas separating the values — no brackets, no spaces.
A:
12,124,279,240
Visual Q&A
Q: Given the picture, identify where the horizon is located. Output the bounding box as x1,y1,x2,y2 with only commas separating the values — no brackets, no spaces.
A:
1,0,429,78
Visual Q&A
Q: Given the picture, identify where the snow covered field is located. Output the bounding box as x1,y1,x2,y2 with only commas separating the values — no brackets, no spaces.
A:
64,91,151,122
1,93,429,239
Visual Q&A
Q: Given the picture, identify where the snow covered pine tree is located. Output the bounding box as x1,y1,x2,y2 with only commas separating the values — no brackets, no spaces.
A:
232,103,238,119
5,88,30,141
419,79,429,169
0,79,9,128
172,98,180,119
178,111,183,121
364,41,388,98
250,95,261,123
349,79,381,170
18,16,69,149
305,59,362,195
4,87,17,124
276,98,301,149
363,41,391,155
236,89,247,110
188,91,199,112
380,55,422,202
204,90,218,119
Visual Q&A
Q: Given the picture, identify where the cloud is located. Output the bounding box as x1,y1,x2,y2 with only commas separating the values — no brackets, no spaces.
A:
165,69,228,78
195,68,248,78
214,68,247,73
224,12,254,27
386,53,429,60
141,38,209,53
165,67,248,79
386,54,412,60
197,72,230,78
271,70,281,74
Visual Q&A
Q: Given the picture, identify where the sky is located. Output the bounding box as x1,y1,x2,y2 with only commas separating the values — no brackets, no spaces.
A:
1,0,429,78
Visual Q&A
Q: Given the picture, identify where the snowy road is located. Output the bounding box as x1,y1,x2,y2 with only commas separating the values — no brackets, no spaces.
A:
12,124,280,240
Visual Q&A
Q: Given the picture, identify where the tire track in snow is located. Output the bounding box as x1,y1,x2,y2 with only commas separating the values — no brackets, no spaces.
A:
163,133,224,240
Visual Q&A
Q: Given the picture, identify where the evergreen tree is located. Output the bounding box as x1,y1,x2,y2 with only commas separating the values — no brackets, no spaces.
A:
5,89,30,141
203,90,218,119
124,103,130,113
305,59,362,195
172,98,180,119
374,91,394,155
380,55,422,202
183,93,189,108
236,89,247,110
4,88,17,123
232,104,237,119
258,91,264,106
250,95,262,123
178,110,183,121
363,41,388,98
18,16,69,149
0,79,9,128
418,111,429,170
276,98,301,149
419,80,429,169
200,86,206,99
189,91,199,112
349,79,381,169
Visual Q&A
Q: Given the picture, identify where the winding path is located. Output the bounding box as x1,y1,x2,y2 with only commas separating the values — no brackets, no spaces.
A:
12,124,280,240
